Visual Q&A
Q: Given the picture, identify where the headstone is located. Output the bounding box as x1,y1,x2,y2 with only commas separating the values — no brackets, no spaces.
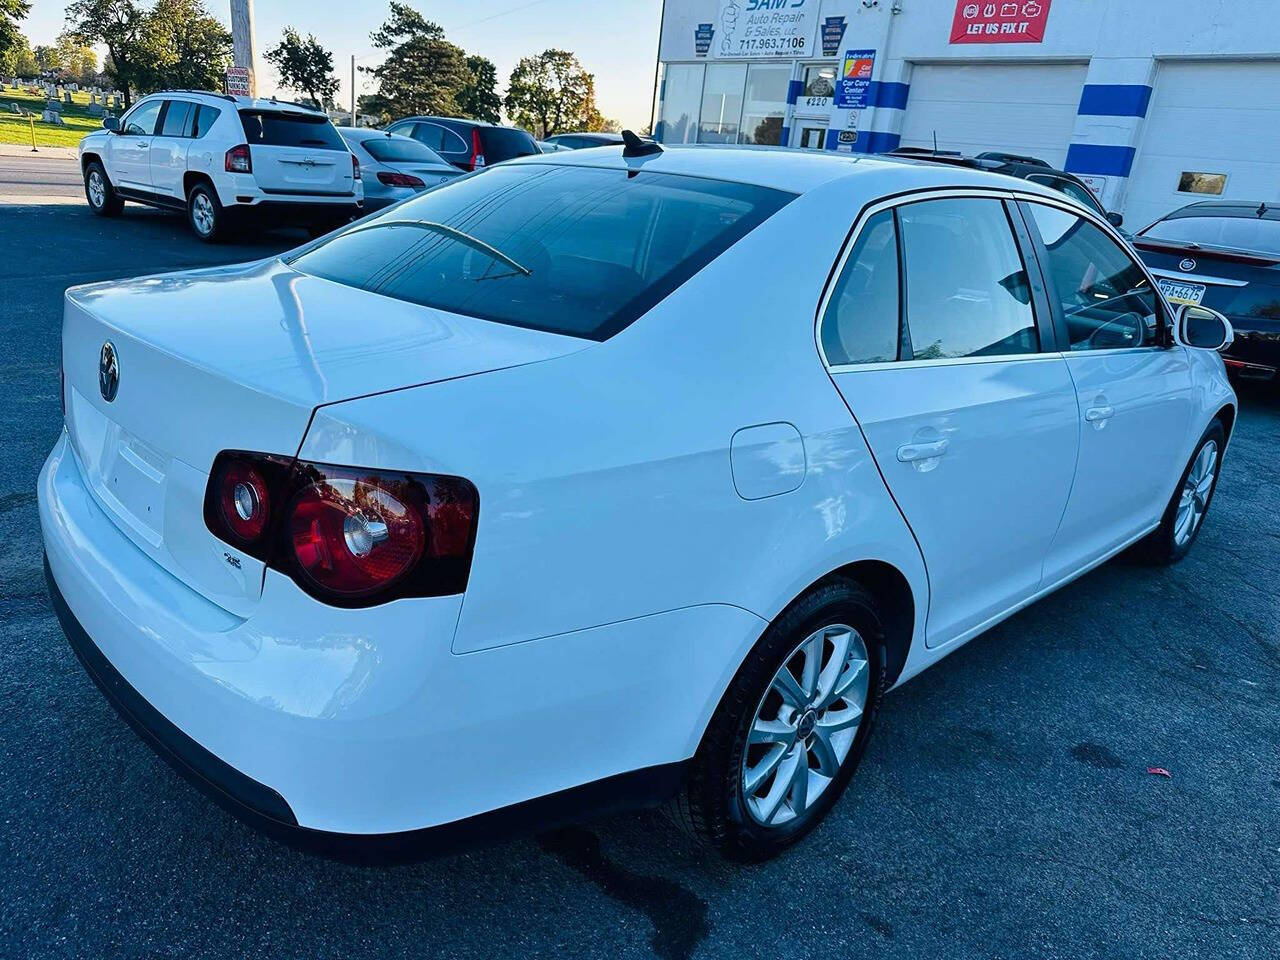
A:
87,102,104,117
43,109,65,125
113,93,122,109
45,98,62,113
64,91,73,105
9,102,20,114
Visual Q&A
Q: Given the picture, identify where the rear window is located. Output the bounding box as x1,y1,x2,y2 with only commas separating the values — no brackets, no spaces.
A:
239,110,346,150
288,164,794,340
479,127,539,163
360,136,446,165
1142,215,1280,256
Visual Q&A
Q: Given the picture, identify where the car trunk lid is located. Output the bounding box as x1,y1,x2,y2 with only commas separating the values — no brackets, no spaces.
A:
240,108,354,195
61,258,588,614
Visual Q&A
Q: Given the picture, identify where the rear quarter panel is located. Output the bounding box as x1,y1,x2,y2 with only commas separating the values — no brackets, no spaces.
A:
299,177,930,679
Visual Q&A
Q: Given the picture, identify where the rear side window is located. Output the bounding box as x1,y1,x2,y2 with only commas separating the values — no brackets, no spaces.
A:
1027,203,1160,350
480,127,539,163
191,105,221,138
898,197,1038,359
821,210,901,365
239,110,346,150
159,101,191,137
289,164,794,340
361,136,446,165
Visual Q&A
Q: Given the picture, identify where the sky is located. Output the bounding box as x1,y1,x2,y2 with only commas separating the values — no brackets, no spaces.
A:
23,0,665,128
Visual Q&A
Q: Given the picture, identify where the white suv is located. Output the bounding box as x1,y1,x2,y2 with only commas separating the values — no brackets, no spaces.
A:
79,91,363,242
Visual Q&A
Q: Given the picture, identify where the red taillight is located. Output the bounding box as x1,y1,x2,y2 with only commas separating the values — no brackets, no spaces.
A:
470,129,485,170
204,451,478,606
376,171,425,188
225,144,252,174
216,458,272,542
352,152,360,182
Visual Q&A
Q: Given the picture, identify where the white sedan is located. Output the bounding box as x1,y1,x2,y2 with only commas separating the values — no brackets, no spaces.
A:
40,143,1236,861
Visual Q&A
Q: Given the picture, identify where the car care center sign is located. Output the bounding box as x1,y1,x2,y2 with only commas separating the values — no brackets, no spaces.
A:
833,49,876,109
714,0,818,59
951,0,1052,43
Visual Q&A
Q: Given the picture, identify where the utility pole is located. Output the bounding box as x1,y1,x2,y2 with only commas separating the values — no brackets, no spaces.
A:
350,55,356,126
230,0,258,97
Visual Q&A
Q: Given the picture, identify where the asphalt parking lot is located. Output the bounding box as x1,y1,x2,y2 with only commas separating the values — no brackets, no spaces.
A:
1,156,1278,960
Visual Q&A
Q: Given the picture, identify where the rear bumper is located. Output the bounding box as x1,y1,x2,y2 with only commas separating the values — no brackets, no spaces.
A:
38,431,757,854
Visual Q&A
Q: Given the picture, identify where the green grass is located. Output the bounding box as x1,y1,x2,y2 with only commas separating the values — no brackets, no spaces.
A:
0,86,107,148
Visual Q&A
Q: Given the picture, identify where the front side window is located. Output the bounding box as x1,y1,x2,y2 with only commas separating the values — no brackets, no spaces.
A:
899,198,1038,360
123,100,163,136
1028,203,1160,351
821,210,901,366
289,164,794,341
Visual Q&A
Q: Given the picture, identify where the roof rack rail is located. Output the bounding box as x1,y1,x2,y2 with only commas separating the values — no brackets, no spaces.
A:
160,89,236,102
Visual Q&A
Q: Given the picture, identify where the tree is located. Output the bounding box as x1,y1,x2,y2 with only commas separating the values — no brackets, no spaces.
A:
367,3,471,119
456,54,501,123
133,0,231,94
1,30,35,77
0,0,30,78
55,32,98,83
265,26,338,109
64,0,148,106
505,49,602,139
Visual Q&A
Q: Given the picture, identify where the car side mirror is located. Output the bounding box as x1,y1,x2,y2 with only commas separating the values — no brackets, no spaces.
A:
1177,304,1234,351
1106,211,1124,229
102,116,120,133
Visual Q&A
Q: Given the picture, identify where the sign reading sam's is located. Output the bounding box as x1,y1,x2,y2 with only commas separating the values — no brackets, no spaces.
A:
713,0,819,60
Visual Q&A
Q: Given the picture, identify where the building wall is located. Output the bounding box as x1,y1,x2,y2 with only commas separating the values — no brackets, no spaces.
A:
655,0,1280,220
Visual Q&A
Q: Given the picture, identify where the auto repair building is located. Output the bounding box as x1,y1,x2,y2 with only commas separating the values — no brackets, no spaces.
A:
653,0,1280,227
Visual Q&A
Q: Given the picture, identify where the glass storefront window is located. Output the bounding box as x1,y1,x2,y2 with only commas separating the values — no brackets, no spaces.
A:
659,63,705,145
801,64,837,98
739,63,790,146
698,63,747,144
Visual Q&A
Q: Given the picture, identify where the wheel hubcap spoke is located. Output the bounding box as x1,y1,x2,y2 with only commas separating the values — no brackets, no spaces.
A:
742,622,871,827
1175,440,1218,547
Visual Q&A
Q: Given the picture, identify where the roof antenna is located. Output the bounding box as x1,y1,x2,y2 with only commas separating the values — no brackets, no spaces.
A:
933,130,939,153
1258,201,1269,217
622,129,662,158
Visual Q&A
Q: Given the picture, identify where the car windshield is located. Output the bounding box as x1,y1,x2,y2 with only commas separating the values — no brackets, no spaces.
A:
288,163,794,340
239,110,346,150
361,136,447,165
1142,215,1280,256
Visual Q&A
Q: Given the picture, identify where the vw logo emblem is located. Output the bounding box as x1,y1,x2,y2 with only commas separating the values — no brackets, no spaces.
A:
99,341,119,403
1179,258,1197,272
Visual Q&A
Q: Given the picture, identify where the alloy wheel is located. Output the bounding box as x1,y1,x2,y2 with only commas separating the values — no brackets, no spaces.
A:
1174,439,1218,548
741,623,870,827
87,170,105,208
191,192,215,236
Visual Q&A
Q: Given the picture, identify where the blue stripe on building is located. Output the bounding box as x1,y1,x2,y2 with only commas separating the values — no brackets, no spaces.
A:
786,80,804,106
1064,143,1137,177
1077,84,1152,118
780,125,790,147
865,81,910,110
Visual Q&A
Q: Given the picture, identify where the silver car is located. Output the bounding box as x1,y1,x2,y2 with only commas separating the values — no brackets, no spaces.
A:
337,127,463,210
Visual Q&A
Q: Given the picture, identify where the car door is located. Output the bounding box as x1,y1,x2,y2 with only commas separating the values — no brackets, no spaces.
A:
148,100,193,201
822,194,1080,648
112,98,163,191
1019,200,1196,583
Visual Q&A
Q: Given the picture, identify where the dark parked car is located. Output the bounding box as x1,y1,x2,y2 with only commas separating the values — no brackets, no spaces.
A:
385,116,539,172
1133,200,1280,381
888,148,1124,228
541,132,623,149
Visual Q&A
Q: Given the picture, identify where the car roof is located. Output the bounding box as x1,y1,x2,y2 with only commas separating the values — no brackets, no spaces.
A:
397,116,520,130
139,91,329,114
500,143,1073,198
1167,200,1280,221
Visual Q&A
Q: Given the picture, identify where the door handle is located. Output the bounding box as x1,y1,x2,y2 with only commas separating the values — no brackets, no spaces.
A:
897,438,949,463
1084,404,1115,423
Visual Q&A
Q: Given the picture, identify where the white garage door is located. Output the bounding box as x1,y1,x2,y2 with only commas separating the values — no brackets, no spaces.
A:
1125,62,1280,230
899,62,1087,168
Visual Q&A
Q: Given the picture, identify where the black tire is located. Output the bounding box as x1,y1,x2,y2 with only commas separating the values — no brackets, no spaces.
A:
667,578,886,861
186,181,226,243
84,161,123,216
1133,419,1226,564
